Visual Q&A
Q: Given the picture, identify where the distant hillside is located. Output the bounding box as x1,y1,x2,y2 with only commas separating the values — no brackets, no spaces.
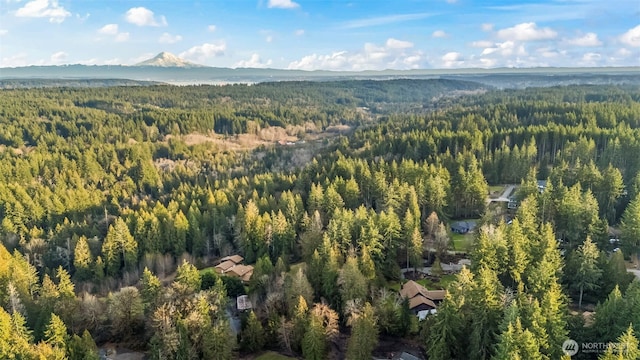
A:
0,78,163,89
134,52,204,68
0,64,638,88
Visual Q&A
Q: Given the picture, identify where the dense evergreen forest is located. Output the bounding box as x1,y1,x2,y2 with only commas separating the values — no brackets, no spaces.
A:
0,79,639,359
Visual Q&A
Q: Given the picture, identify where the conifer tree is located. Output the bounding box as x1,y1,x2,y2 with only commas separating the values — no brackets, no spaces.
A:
102,217,138,275
44,313,67,350
621,194,640,265
569,237,602,308
73,235,93,281
241,311,265,352
302,312,326,360
346,303,378,360
175,260,201,293
140,267,162,312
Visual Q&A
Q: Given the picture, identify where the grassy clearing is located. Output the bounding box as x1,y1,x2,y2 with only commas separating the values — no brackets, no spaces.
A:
199,266,216,275
387,281,401,292
451,232,473,252
418,274,457,290
489,185,505,197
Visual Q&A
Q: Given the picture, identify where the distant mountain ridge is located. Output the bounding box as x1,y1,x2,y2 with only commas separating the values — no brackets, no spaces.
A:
1,63,639,88
134,52,205,68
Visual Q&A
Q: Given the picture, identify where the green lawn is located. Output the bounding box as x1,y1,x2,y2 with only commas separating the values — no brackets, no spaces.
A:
255,351,297,360
418,274,457,290
387,281,401,292
199,266,216,275
451,232,473,252
489,185,505,196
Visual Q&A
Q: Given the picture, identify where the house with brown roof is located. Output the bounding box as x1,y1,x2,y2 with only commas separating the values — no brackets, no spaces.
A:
221,255,244,264
215,260,237,274
400,280,446,319
214,254,253,282
227,264,254,281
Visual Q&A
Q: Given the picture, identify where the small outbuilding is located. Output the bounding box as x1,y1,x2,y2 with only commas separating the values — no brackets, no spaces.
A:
236,295,253,311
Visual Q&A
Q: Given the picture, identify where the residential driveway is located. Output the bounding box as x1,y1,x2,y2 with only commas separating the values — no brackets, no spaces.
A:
486,184,516,204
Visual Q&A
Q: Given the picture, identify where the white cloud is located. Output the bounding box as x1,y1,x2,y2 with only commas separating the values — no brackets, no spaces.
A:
481,41,526,57
15,0,70,23
207,25,217,32
265,35,273,43
1,53,29,67
76,13,90,23
579,52,601,66
619,25,640,47
342,12,433,29
479,58,497,67
471,40,493,48
288,52,348,70
78,58,121,66
566,32,602,47
385,38,413,49
159,32,182,44
536,47,560,58
441,52,464,68
115,32,130,42
98,24,118,35
97,24,129,42
234,53,273,68
125,7,167,27
0,29,7,36
432,30,448,38
442,52,462,61
179,42,226,63
496,22,557,41
294,29,305,36
616,48,632,57
77,58,98,65
50,51,66,64
103,58,121,65
267,0,300,9
481,23,494,32
287,38,424,71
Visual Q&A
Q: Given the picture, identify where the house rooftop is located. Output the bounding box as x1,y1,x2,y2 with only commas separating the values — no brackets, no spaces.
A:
220,254,244,264
400,280,447,308
409,296,437,310
451,220,477,233
227,264,254,278
241,269,253,282
400,280,426,299
237,295,252,310
215,260,236,273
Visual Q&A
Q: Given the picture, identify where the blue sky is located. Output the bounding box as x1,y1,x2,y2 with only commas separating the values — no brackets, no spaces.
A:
1,0,638,69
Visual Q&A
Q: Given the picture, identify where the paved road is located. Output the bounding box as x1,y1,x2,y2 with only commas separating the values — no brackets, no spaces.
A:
629,269,640,279
486,184,516,204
